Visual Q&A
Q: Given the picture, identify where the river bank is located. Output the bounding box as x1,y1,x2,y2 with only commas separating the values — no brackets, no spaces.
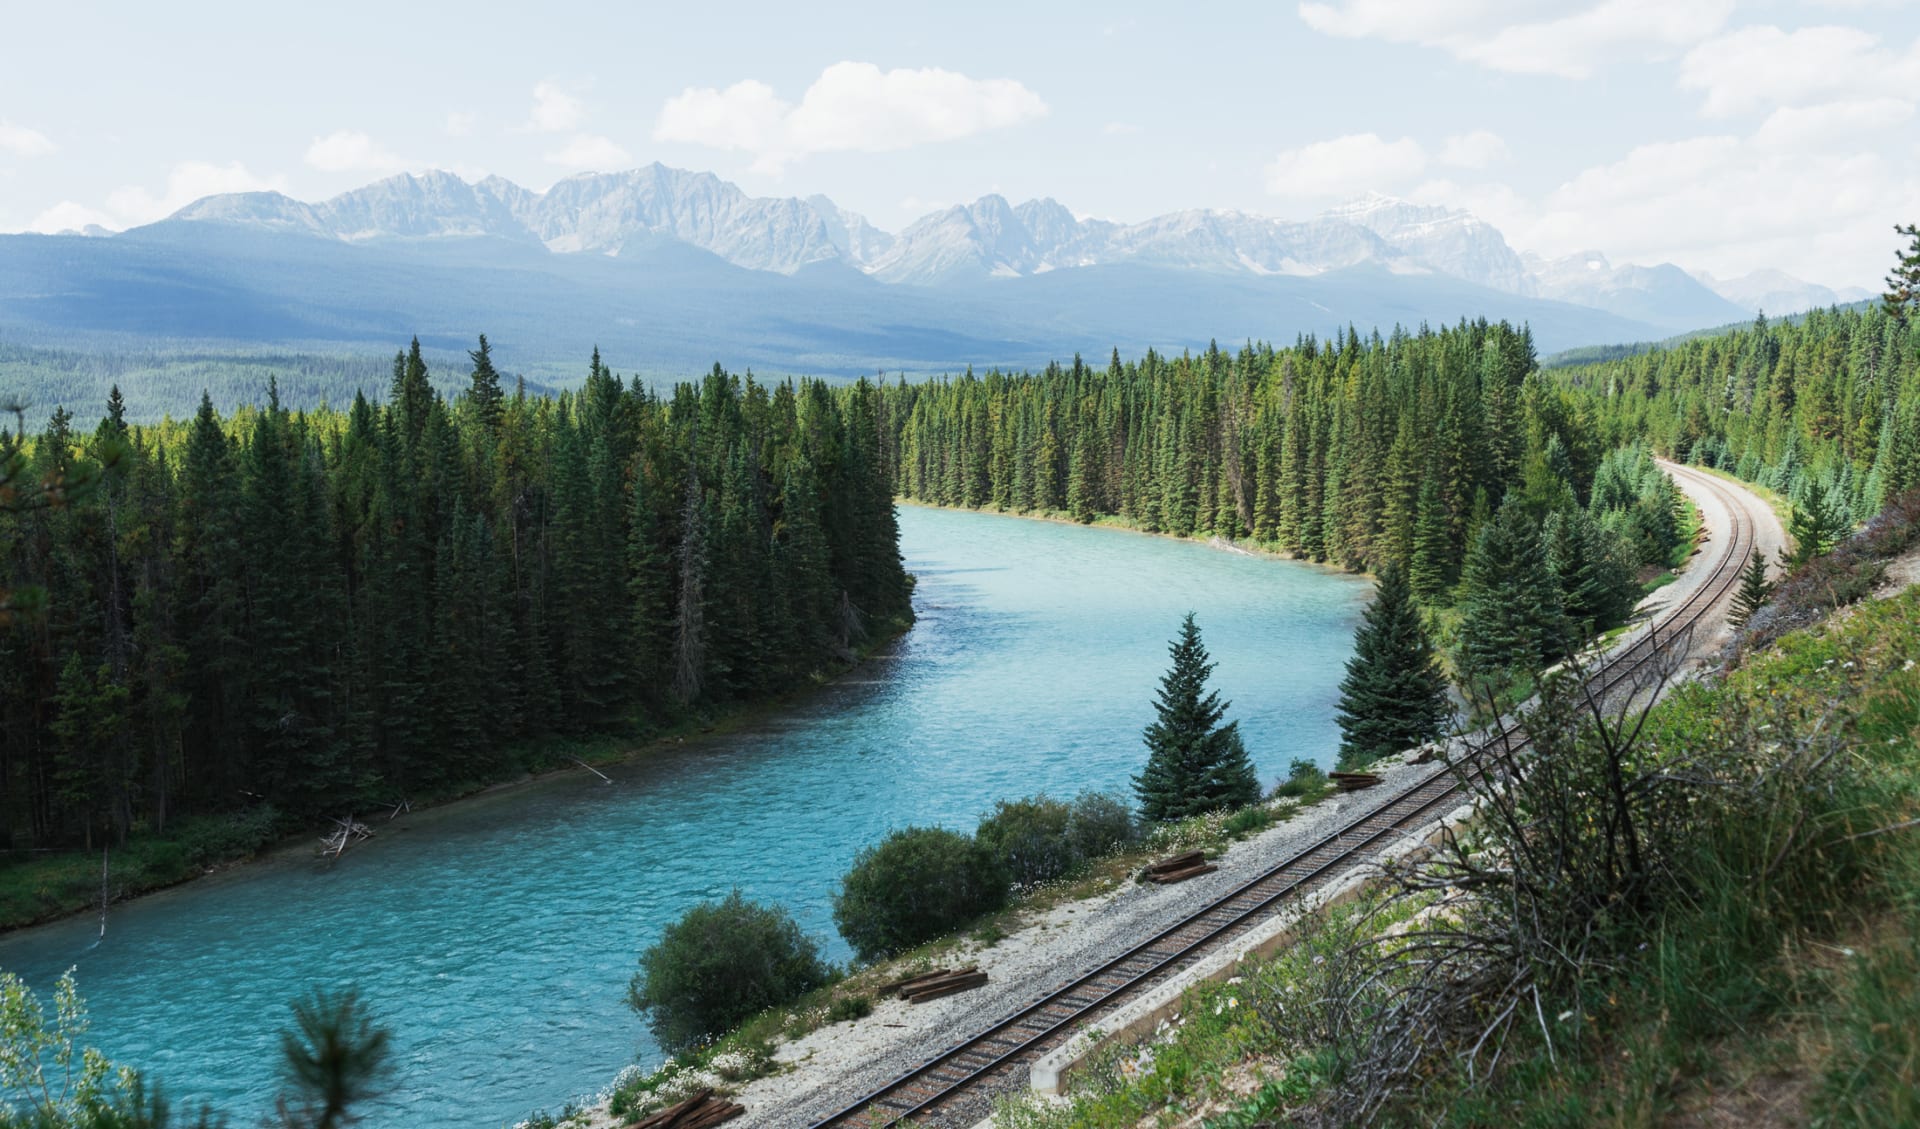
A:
0,615,915,936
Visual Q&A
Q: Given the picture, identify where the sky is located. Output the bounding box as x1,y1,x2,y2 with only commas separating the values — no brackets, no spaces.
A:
0,0,1914,288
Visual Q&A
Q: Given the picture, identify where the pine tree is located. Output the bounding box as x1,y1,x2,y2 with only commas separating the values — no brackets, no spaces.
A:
1133,613,1259,821
1334,564,1452,769
1782,479,1851,570
1457,506,1569,689
1731,548,1773,627
1885,222,1920,322
466,334,505,430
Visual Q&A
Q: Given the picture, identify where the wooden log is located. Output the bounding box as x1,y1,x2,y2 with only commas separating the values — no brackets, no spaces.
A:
877,967,974,996
632,1090,711,1129
1147,862,1218,885
1145,849,1206,875
1328,772,1382,791
631,1091,745,1129
898,970,988,998
903,971,989,1003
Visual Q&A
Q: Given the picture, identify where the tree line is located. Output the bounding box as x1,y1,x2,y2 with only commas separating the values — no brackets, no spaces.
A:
0,337,911,851
1561,303,1920,521
874,322,1690,690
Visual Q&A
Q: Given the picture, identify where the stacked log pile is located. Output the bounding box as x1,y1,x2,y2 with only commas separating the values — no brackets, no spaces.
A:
632,1090,744,1128
1328,771,1383,792
1143,849,1216,884
878,966,990,1003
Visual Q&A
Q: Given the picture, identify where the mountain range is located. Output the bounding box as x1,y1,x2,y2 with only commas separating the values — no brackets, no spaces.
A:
0,165,1870,404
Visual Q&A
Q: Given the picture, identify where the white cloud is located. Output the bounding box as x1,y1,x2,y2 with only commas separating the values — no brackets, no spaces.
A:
1679,25,1920,117
655,61,1048,175
1755,98,1915,149
543,133,632,169
29,161,285,233
28,200,115,233
1298,0,1733,78
0,120,55,158
304,129,406,173
1503,130,1912,285
528,82,584,132
1438,129,1508,168
1102,121,1140,136
445,111,477,137
1263,132,1428,200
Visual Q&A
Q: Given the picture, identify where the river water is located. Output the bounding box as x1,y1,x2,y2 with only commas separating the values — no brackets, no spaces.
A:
0,505,1368,1128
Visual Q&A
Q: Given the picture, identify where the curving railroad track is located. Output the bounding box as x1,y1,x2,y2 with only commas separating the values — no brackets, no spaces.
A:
807,464,1755,1129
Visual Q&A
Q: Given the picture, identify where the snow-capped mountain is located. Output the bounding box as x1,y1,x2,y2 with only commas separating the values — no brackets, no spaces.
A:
1693,269,1874,318
145,165,1861,333
1526,251,1752,330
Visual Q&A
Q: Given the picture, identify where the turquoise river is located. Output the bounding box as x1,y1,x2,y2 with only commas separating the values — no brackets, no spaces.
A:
0,505,1369,1128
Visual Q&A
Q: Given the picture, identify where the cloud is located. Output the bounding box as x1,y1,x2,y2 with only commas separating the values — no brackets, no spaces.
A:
0,120,55,158
1493,127,1912,285
1102,121,1140,136
544,133,632,169
528,82,584,132
1438,129,1509,168
445,111,477,137
1755,98,1915,149
1298,0,1733,78
31,161,284,233
1263,129,1509,202
654,61,1048,174
1679,25,1920,117
28,200,114,233
304,130,406,173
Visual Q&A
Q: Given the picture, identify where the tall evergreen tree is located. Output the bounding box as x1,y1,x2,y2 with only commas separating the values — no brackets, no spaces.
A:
1731,548,1773,627
1334,564,1452,769
1783,479,1851,570
1457,506,1569,688
1133,613,1259,821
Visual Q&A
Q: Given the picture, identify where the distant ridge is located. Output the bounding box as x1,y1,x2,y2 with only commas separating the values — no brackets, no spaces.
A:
147,167,1861,327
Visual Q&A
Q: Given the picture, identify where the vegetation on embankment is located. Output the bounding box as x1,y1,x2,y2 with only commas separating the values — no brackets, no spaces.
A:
989,492,1920,1129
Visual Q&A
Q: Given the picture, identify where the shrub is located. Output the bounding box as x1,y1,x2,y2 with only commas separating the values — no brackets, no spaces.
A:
833,827,1008,961
976,797,1076,889
975,793,1139,890
173,805,282,868
628,891,832,1053
825,994,872,1023
1271,758,1326,800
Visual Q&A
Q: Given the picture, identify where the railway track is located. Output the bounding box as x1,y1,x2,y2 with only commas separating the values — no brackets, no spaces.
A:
809,464,1755,1129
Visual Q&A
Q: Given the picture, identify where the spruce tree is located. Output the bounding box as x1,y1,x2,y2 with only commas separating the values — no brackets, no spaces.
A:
466,334,504,430
1334,564,1451,769
1134,613,1258,821
1457,505,1569,689
1782,479,1850,570
1731,548,1773,627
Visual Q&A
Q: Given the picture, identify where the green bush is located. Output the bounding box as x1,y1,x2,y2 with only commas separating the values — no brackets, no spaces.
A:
833,827,1009,961
825,994,872,1023
628,891,832,1053
975,793,1139,891
1271,758,1326,800
1067,792,1138,860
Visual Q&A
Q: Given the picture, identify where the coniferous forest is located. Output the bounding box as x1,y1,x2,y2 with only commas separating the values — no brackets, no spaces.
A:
0,338,911,852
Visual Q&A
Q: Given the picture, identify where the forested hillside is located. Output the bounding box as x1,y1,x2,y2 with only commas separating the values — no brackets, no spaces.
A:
0,340,910,852
878,323,1686,611
1566,304,1920,517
